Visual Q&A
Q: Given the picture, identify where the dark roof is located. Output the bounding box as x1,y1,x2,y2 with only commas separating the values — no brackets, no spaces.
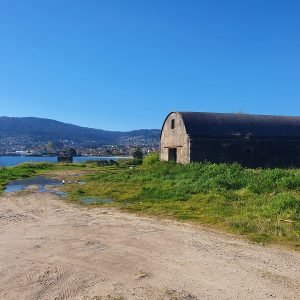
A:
178,112,300,138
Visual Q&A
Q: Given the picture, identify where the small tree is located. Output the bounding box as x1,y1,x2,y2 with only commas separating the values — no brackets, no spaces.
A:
69,147,77,156
132,147,143,160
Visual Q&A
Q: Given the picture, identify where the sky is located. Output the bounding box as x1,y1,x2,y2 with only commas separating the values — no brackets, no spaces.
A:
0,0,300,131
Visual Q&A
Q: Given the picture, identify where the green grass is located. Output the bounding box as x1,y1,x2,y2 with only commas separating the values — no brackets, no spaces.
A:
0,161,98,192
63,159,300,248
2,157,300,248
0,163,45,191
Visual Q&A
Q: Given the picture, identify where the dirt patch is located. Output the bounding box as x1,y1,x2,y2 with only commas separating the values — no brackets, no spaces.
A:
0,192,300,299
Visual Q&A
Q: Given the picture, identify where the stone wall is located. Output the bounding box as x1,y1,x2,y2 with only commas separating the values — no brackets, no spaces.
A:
160,112,190,164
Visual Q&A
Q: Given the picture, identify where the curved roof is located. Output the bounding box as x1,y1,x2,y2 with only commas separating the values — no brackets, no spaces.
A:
177,112,300,138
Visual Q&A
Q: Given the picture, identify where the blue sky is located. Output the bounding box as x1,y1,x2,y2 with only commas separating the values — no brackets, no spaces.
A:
0,0,300,131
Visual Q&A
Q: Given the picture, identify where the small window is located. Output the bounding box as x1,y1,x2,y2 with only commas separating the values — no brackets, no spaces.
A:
171,119,175,129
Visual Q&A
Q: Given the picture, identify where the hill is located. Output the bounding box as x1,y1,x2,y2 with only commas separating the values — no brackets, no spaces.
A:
0,116,160,149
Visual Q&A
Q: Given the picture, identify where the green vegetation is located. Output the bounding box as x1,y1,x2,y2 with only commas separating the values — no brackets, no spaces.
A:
2,156,300,248
132,146,143,162
0,162,96,192
63,156,300,248
0,163,53,191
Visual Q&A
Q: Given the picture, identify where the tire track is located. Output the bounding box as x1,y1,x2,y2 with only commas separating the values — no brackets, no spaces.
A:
30,270,102,300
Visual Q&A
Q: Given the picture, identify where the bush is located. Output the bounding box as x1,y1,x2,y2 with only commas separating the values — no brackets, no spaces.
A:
132,147,143,160
143,152,159,165
118,158,143,167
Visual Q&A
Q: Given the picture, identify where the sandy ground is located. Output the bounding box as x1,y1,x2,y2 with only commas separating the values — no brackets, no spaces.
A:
0,192,300,300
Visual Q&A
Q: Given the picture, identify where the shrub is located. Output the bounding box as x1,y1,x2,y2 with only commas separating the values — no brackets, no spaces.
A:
118,158,142,167
143,152,159,165
132,147,143,160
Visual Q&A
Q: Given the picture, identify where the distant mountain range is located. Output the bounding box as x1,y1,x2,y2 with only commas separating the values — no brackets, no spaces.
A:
0,116,160,148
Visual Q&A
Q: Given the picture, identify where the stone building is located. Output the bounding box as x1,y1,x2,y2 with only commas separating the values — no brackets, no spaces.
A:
160,112,300,167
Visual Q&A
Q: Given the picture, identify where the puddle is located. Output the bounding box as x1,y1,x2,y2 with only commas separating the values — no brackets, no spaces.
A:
4,176,110,203
4,176,63,193
51,191,68,197
80,196,113,205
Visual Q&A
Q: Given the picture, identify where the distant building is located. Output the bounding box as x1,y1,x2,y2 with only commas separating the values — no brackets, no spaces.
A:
160,112,300,167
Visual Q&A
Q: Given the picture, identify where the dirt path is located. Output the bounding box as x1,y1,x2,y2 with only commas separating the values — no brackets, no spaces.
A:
0,192,300,300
